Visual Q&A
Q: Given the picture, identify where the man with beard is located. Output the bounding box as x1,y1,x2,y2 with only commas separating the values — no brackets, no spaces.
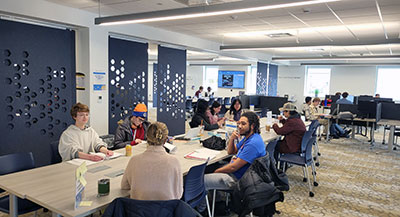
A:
205,111,266,190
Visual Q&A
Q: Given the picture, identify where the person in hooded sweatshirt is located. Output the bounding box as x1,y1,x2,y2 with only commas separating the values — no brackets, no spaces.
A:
272,102,306,162
112,103,151,149
58,103,113,162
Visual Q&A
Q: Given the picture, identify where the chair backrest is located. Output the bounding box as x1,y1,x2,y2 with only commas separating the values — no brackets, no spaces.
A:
0,152,35,176
223,97,231,105
185,99,193,110
182,160,208,208
50,140,62,164
103,198,197,217
305,135,316,163
300,130,313,153
308,120,320,136
208,98,215,106
216,97,223,105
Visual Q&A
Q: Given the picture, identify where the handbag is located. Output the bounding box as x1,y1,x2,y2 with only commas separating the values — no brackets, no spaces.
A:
201,136,226,150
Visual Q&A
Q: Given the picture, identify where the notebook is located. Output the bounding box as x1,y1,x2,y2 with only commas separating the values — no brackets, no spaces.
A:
184,148,221,160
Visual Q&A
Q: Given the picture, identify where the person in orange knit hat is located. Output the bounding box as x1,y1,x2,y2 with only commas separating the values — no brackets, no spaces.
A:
112,103,150,149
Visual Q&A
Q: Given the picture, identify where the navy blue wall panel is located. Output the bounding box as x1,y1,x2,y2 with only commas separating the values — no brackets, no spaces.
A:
268,64,278,96
157,46,186,136
256,62,268,95
108,37,148,134
0,20,76,166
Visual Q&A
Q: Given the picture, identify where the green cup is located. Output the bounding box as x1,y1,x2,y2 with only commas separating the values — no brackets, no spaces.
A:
98,178,110,196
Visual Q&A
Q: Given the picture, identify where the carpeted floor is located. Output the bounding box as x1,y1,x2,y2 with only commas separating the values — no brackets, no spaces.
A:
1,129,400,217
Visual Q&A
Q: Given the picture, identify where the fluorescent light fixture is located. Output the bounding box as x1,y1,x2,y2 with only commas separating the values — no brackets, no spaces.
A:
272,55,400,61
95,0,342,25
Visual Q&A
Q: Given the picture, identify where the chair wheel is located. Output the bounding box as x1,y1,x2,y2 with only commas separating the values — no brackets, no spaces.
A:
309,192,314,197
315,162,320,167
303,178,307,182
394,147,397,150
313,157,317,161
318,153,321,156
314,182,319,186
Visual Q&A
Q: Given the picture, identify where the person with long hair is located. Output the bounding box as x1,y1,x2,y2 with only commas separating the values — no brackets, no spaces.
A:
224,98,243,122
206,101,226,125
190,99,224,130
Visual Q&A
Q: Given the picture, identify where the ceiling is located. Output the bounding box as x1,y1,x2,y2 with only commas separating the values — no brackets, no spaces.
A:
45,0,400,64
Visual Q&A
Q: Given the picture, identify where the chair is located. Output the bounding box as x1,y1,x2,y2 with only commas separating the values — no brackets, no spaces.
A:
216,97,223,105
50,140,62,164
0,152,41,215
182,160,211,217
278,130,318,197
223,97,231,106
102,197,198,217
308,120,321,167
266,139,279,164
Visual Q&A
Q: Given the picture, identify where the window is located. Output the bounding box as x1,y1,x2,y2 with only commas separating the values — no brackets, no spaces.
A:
376,67,400,101
246,66,257,94
203,66,218,92
304,67,331,97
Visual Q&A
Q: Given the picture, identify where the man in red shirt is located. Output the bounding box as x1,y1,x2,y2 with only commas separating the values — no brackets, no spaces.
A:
113,104,150,149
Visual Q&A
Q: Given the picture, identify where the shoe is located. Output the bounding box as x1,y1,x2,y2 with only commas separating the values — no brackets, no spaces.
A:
343,129,352,137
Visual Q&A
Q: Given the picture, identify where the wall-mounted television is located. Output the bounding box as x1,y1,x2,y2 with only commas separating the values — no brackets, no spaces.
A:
218,70,245,89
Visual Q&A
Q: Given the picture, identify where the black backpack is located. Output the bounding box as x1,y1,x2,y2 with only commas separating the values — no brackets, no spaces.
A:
201,136,226,150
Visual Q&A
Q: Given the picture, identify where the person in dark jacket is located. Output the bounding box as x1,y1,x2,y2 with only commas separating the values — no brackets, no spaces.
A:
112,104,150,149
272,102,306,162
189,99,224,131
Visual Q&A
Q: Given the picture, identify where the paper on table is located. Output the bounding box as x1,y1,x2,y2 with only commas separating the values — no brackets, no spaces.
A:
68,158,98,166
184,148,221,160
79,201,92,207
89,152,123,160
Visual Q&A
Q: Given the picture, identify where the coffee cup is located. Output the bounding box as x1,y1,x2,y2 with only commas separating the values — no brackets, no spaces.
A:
98,178,110,196
266,125,271,132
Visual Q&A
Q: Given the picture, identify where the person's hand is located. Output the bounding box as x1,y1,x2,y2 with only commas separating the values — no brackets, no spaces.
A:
272,123,278,128
106,150,114,156
135,139,142,144
230,130,240,140
217,119,225,128
278,115,283,121
88,154,103,162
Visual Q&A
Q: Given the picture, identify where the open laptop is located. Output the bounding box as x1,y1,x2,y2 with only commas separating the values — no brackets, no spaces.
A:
175,127,201,140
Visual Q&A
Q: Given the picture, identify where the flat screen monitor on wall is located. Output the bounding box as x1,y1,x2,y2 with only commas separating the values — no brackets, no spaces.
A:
218,70,245,89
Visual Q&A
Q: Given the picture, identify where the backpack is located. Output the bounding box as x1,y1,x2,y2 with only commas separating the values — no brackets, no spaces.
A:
201,136,226,150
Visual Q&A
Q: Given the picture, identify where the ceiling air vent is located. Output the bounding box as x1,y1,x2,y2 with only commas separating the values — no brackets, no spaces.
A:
266,33,294,38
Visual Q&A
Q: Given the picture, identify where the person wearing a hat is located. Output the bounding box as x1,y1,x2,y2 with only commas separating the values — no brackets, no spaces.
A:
272,102,306,162
113,103,150,149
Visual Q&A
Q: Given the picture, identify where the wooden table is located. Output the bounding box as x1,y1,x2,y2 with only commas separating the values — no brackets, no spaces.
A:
0,129,281,217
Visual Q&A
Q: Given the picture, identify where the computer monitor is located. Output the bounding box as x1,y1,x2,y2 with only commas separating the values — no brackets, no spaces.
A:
248,95,260,107
337,104,359,115
259,96,288,115
374,98,393,103
381,102,400,120
238,95,250,109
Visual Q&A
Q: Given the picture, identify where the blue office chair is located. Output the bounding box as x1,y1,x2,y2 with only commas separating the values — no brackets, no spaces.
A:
50,140,62,164
0,152,42,215
223,97,231,106
216,97,223,105
103,198,197,217
208,98,215,106
278,130,318,197
266,139,279,164
230,97,236,104
308,120,321,167
182,160,211,217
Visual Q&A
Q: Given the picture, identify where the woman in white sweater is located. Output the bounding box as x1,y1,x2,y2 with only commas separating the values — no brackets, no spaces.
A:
121,122,183,200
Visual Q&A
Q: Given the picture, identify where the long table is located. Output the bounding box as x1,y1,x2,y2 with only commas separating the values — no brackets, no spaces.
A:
377,119,400,151
0,128,282,217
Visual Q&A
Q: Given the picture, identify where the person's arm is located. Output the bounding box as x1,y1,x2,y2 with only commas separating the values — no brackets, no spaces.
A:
226,131,239,155
273,121,293,135
58,132,82,161
121,160,131,190
215,158,247,173
113,126,132,149
78,152,103,161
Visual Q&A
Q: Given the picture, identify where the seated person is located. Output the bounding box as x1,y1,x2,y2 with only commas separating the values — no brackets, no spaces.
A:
310,97,329,134
302,96,312,120
197,112,266,212
272,103,306,161
336,92,352,104
190,99,224,130
113,103,150,149
121,122,183,200
224,98,243,122
206,101,226,125
59,103,113,161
